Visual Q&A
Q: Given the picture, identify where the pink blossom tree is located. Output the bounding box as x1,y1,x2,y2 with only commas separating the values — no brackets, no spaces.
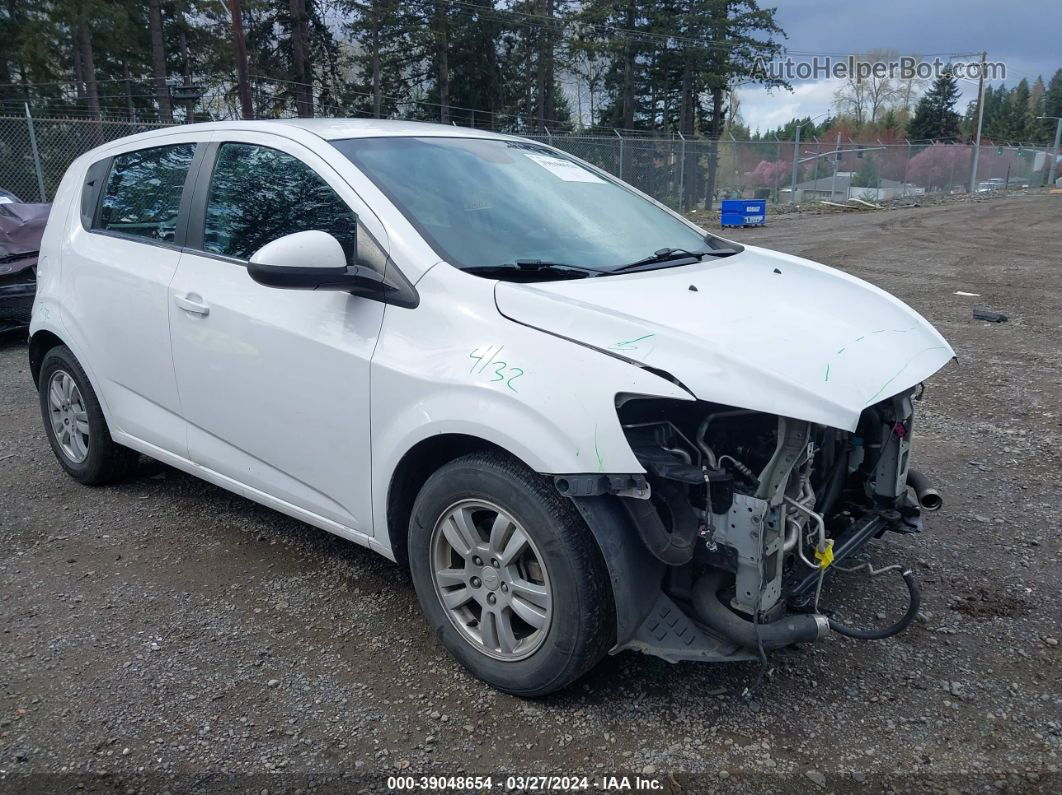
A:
907,144,971,192
745,159,790,189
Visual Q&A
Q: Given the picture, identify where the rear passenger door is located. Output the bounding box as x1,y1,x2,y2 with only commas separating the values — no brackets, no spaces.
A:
168,132,386,533
67,137,201,455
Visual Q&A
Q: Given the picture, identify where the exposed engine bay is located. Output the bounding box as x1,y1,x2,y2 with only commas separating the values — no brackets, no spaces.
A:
562,386,940,663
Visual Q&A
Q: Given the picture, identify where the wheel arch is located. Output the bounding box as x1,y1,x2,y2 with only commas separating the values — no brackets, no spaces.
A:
385,433,512,569
382,433,658,655
28,329,66,388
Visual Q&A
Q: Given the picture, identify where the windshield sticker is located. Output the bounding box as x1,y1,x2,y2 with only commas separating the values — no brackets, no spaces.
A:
523,153,606,183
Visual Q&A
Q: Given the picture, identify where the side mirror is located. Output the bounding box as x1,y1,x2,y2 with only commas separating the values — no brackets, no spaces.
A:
247,229,420,309
248,230,379,293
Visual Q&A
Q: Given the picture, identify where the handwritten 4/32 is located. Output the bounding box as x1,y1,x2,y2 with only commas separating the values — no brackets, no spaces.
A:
468,345,524,393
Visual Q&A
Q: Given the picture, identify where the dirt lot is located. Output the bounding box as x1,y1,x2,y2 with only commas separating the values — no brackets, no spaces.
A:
1,195,1060,792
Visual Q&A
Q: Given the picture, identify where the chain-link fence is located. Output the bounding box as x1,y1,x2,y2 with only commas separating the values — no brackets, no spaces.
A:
1,111,1056,210
0,113,174,202
515,132,1053,211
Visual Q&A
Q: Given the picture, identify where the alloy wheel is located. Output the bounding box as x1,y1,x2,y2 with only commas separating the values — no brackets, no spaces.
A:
430,499,553,661
48,370,90,464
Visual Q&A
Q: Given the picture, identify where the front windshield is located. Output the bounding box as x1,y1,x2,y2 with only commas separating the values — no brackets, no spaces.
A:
332,136,720,273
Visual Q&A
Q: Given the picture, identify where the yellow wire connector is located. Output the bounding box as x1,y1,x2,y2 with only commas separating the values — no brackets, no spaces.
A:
815,538,835,570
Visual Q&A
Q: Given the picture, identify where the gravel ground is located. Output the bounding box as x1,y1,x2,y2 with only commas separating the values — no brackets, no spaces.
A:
1,194,1060,793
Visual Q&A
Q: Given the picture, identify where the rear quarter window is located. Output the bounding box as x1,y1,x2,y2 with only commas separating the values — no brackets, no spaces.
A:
94,144,196,242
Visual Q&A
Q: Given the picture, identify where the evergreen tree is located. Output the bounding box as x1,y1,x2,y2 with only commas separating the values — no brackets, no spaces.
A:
907,67,961,141
982,83,1010,140
850,154,880,187
1007,78,1032,141
343,0,415,119
1037,69,1062,141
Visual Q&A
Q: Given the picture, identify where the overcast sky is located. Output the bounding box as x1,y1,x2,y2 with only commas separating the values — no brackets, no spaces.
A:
736,0,1062,133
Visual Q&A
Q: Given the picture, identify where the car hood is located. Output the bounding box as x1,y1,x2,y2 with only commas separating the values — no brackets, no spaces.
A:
494,245,954,431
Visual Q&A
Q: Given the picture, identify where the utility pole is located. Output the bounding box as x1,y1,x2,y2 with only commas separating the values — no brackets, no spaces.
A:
968,51,987,194
1037,116,1062,188
790,124,801,204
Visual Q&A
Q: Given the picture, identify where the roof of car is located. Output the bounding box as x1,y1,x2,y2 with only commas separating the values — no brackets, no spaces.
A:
76,118,540,168
263,118,523,141
134,118,523,142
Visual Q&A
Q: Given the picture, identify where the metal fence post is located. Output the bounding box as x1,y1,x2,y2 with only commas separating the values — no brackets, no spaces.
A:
25,103,47,202
1047,117,1062,188
902,139,911,197
830,132,841,201
677,131,686,213
614,128,623,181
790,124,801,204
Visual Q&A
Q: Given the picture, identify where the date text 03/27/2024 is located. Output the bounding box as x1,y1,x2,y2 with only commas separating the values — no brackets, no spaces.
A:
386,774,664,791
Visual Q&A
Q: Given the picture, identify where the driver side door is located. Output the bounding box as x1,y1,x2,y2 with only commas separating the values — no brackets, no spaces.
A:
168,132,387,534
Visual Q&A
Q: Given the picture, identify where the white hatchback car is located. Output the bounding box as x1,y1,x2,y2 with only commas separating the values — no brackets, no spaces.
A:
31,120,953,695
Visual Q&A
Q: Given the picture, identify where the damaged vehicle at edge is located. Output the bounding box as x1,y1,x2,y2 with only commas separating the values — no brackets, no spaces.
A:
31,122,953,697
0,194,48,334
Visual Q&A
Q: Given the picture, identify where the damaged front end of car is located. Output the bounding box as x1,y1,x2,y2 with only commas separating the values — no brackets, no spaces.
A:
562,388,937,664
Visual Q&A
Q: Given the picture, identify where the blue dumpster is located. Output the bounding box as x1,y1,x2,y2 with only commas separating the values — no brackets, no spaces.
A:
721,199,766,228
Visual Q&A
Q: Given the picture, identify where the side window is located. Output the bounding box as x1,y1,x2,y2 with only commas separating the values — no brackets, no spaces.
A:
95,144,195,241
203,143,358,265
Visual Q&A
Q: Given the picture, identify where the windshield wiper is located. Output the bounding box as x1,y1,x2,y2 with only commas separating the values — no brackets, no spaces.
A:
612,246,739,273
462,259,603,279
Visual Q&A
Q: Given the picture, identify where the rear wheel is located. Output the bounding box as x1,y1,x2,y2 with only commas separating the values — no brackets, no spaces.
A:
408,451,613,696
38,345,139,485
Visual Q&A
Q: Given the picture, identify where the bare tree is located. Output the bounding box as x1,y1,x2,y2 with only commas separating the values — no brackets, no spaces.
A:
895,54,931,120
833,69,869,124
833,50,901,125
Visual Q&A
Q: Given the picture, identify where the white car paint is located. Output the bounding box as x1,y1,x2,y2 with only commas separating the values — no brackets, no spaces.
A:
31,118,953,565
495,244,955,432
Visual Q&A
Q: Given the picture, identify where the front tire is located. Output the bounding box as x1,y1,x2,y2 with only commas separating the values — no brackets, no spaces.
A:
408,452,614,696
38,345,139,485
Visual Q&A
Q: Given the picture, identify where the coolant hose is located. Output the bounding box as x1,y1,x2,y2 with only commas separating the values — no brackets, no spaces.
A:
816,445,848,519
906,469,942,511
691,570,830,650
621,489,700,566
827,568,921,639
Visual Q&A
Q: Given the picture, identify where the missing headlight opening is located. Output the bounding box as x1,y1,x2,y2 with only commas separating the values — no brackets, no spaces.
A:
603,388,935,662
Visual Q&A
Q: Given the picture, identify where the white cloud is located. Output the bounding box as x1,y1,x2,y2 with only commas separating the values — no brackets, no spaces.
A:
735,71,991,137
735,81,838,135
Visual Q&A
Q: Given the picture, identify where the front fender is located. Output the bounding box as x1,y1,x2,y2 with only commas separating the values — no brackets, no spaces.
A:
369,264,692,548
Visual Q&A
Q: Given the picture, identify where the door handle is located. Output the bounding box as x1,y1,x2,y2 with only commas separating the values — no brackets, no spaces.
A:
174,294,210,316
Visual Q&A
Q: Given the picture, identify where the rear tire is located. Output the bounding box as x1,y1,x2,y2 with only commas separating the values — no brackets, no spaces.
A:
408,451,614,697
38,345,139,485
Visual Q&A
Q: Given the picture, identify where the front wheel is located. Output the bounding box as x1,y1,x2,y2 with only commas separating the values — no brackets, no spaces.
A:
408,452,614,696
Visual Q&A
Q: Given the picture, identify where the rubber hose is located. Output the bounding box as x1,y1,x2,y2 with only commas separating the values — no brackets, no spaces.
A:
622,492,698,566
691,570,829,650
827,568,921,639
816,443,848,518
